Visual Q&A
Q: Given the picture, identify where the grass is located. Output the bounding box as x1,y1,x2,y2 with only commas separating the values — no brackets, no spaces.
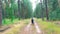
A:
36,18,60,34
2,18,20,25
3,19,30,34
2,18,60,34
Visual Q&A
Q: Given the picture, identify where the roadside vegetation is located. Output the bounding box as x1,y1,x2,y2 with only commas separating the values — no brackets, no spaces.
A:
36,18,60,34
4,19,30,34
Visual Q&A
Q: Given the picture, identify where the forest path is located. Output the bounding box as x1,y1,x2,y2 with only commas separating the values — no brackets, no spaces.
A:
19,21,42,34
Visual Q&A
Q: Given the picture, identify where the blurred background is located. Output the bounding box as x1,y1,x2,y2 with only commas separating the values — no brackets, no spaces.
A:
0,0,60,34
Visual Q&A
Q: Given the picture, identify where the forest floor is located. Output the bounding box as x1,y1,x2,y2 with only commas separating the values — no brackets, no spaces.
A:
0,19,30,34
18,21,42,34
36,18,60,34
0,19,42,34
0,18,60,34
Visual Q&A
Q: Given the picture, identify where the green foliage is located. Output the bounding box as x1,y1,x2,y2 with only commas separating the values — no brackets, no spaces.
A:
34,3,41,18
2,19,19,25
34,3,46,18
48,0,60,20
49,8,60,20
34,0,60,21
20,0,33,18
2,0,33,25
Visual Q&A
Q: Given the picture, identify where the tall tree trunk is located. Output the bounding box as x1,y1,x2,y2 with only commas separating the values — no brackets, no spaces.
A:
40,0,44,20
45,0,49,20
58,0,60,7
0,0,2,27
5,0,8,18
18,0,20,20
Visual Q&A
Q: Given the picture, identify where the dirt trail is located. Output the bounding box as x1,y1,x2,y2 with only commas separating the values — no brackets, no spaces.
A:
19,21,42,34
0,20,42,34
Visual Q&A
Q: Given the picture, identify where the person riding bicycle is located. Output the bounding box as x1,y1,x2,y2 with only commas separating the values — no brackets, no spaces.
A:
31,18,34,24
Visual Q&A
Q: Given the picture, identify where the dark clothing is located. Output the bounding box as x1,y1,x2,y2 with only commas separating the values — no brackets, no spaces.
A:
31,19,34,24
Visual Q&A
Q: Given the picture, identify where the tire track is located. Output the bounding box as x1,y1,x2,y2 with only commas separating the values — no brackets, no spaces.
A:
20,21,42,34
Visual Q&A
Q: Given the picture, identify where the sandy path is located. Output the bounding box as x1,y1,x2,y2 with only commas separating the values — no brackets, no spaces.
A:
19,21,42,34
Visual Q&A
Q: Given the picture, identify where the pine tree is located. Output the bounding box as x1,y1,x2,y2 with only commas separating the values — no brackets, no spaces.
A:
0,0,2,27
45,0,49,20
